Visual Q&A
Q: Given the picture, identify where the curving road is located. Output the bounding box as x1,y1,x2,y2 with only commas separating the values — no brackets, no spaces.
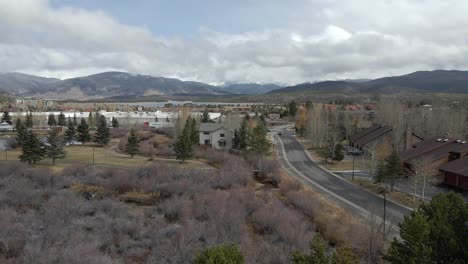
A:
273,128,412,228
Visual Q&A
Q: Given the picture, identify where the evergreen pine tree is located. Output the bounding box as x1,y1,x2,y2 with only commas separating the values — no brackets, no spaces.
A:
189,117,199,145
15,118,27,146
88,112,95,128
333,143,344,161
249,122,271,154
292,235,330,264
374,158,386,184
25,112,33,128
385,148,403,191
64,117,76,144
154,115,158,122
233,129,240,149
58,112,66,126
111,117,119,128
288,100,299,117
47,113,57,127
1,111,12,124
385,192,468,263
201,109,210,123
45,128,66,164
73,113,78,126
166,116,170,123
194,244,244,264
173,120,194,162
238,117,248,150
94,115,110,145
77,118,91,143
126,128,140,158
19,130,45,164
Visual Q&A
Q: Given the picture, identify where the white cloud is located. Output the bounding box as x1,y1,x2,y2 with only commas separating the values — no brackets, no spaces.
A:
0,0,468,85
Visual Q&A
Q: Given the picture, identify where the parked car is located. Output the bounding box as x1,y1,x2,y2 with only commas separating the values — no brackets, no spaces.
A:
277,131,283,136
66,140,83,146
345,146,363,155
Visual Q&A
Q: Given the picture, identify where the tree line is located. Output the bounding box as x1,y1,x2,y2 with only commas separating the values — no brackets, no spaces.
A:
15,113,114,164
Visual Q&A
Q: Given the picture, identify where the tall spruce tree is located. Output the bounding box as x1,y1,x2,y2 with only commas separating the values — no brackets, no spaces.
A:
64,117,76,144
111,117,119,128
19,130,45,164
173,119,194,162
73,113,78,126
94,115,110,145
374,158,386,184
189,117,199,145
126,128,140,158
249,122,271,154
45,128,66,164
58,112,66,126
1,111,12,124
201,109,210,123
238,117,248,150
47,113,57,127
25,112,33,128
385,148,403,191
77,118,91,143
15,118,27,146
385,192,468,263
88,112,95,128
233,129,240,149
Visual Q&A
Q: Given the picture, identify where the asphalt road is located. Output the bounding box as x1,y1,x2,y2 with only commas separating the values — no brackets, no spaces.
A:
274,129,412,228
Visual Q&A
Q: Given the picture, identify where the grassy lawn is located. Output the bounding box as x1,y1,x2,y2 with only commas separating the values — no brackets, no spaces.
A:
352,178,424,209
303,146,369,171
1,144,214,170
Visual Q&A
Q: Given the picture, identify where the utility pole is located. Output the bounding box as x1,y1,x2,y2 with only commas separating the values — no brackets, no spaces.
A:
383,193,387,240
352,154,355,181
92,146,95,166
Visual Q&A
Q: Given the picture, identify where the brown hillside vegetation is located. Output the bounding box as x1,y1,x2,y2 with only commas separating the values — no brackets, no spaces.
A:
0,149,378,263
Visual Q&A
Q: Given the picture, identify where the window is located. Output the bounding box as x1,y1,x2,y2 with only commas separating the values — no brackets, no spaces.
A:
205,140,211,145
219,141,226,147
220,133,225,137
203,132,209,135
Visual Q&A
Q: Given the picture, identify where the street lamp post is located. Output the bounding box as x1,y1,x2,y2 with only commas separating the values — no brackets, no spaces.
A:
352,153,355,181
92,146,95,166
383,193,387,240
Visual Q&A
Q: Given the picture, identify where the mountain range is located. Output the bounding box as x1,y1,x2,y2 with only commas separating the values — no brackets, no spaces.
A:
269,70,468,94
1,70,468,100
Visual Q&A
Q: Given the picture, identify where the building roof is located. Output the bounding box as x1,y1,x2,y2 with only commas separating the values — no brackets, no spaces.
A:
400,138,468,162
0,122,13,127
199,123,225,132
350,124,382,142
353,125,393,147
439,157,468,177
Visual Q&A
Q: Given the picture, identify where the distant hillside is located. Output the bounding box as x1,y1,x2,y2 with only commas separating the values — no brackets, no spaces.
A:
0,72,60,95
220,83,283,94
0,72,231,100
269,70,468,94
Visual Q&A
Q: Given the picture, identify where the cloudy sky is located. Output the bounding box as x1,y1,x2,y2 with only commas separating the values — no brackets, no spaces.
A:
1,0,467,84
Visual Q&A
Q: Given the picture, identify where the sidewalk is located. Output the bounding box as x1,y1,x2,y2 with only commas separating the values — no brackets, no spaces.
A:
335,171,468,202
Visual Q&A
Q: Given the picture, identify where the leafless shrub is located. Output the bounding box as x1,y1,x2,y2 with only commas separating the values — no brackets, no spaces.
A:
118,135,128,152
111,127,129,138
285,190,321,219
154,145,174,157
278,174,302,195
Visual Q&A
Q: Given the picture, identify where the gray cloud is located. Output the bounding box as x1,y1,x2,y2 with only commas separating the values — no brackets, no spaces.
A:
0,0,468,84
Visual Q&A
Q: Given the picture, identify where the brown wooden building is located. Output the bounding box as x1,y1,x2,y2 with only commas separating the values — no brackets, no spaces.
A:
439,157,468,190
400,138,468,189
